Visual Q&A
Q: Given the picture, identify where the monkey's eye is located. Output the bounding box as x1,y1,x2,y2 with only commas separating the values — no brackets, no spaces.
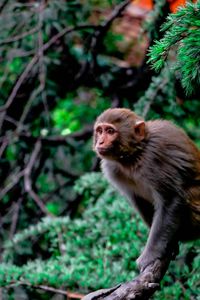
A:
106,128,115,135
96,127,103,134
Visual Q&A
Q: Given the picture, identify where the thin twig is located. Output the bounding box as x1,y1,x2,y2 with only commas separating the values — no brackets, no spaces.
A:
24,139,50,215
9,198,23,239
101,0,131,30
5,281,84,298
0,55,37,114
0,24,96,131
43,180,73,203
16,83,44,133
76,0,131,80
0,169,25,200
0,0,8,14
91,0,132,50
19,125,93,145
0,26,40,45
38,0,49,128
142,78,168,118
6,281,67,295
0,137,8,158
0,54,38,129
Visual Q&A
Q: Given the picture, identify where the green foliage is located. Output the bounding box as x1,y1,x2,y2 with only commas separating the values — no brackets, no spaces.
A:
103,31,125,58
52,88,110,135
134,66,176,118
157,243,200,299
134,67,200,145
148,1,200,95
2,173,146,293
144,0,168,40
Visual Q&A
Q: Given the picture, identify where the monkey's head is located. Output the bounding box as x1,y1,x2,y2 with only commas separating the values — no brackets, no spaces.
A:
93,108,146,161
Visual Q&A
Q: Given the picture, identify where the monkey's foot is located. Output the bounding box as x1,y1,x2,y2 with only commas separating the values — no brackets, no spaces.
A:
82,273,159,300
82,259,170,300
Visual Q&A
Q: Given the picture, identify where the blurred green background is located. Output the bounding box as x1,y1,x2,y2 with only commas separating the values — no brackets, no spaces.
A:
0,0,199,299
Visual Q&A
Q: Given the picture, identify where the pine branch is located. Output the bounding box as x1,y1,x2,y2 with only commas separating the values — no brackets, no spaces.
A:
148,1,200,95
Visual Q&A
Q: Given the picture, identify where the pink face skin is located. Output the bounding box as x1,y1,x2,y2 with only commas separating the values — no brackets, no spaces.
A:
94,123,118,157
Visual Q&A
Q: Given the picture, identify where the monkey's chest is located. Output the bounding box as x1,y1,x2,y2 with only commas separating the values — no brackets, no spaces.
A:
102,160,154,203
125,177,154,203
109,169,154,204
131,180,153,201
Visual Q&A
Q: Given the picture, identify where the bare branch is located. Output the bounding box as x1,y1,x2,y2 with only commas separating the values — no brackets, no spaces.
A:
76,0,131,79
38,1,49,127
142,78,168,119
0,26,40,45
6,281,84,299
101,0,132,31
0,136,8,158
0,23,96,122
0,55,38,128
24,140,50,215
0,170,25,200
19,125,93,145
9,198,23,239
0,0,8,14
91,0,132,51
83,257,172,300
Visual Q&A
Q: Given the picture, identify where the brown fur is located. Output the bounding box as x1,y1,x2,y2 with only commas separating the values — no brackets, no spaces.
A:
93,108,200,270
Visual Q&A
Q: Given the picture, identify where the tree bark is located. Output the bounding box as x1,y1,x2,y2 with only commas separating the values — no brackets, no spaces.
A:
82,257,171,300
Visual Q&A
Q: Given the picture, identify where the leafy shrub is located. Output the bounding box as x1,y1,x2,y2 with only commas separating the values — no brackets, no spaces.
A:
2,173,199,299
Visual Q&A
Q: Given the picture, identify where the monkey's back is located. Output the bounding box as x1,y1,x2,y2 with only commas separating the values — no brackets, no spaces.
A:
147,120,200,236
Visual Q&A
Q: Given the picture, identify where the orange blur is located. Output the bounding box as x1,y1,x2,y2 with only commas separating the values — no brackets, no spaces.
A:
133,0,196,13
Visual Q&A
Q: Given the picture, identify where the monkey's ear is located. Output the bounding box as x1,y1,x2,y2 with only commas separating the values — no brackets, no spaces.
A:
134,120,145,141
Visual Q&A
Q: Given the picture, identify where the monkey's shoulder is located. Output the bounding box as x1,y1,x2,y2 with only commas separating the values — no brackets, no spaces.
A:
147,120,199,157
147,120,188,140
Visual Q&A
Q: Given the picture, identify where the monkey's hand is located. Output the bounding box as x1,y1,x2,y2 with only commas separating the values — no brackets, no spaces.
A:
106,280,158,300
136,242,179,272
136,248,161,272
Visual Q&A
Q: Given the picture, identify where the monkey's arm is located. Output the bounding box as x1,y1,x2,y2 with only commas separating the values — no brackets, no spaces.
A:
133,195,154,226
84,195,181,299
137,195,181,271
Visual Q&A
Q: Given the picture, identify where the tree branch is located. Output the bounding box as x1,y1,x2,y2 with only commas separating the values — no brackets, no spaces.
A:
83,257,172,300
0,169,25,200
6,281,84,299
9,197,23,239
0,24,96,130
75,0,132,80
0,0,8,14
24,139,50,215
19,125,93,145
0,26,40,45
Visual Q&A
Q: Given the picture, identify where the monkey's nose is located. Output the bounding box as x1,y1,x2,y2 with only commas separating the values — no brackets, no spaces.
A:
98,140,105,147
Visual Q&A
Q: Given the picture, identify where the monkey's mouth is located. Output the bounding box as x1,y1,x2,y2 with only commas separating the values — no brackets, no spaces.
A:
97,147,111,156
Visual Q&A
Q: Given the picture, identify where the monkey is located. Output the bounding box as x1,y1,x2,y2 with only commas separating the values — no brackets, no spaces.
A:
93,108,200,272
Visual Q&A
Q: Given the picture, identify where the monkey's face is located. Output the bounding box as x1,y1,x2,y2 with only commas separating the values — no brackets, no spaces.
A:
93,109,146,161
93,122,119,159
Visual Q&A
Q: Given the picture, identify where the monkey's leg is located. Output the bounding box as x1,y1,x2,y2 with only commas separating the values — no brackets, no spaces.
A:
136,196,181,271
83,199,180,300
